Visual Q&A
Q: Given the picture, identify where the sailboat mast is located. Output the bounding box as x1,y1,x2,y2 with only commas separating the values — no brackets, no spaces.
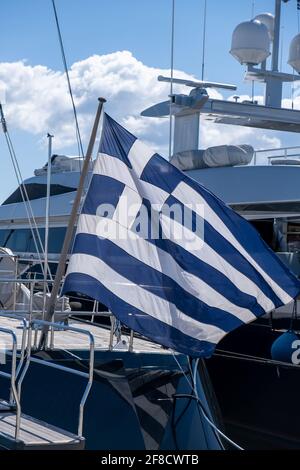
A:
39,97,106,347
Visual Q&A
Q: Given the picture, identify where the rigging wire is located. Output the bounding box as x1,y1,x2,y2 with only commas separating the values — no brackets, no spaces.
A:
292,3,299,110
174,392,244,450
51,0,84,165
251,0,255,18
292,67,295,110
297,4,300,110
0,105,50,278
171,353,243,450
5,135,42,258
168,0,175,161
6,134,45,257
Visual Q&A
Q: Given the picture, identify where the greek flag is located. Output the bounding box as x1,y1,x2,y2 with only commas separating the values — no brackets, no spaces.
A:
62,113,300,357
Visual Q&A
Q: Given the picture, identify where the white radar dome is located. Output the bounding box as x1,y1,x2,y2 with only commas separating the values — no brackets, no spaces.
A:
288,33,300,73
230,20,270,65
253,13,275,41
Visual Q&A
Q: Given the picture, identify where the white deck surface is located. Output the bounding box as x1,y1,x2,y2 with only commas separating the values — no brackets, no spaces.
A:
0,412,80,445
0,316,170,354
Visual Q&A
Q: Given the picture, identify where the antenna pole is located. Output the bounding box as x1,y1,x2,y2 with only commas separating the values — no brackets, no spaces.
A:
168,0,175,160
43,133,54,316
263,0,283,106
39,97,106,348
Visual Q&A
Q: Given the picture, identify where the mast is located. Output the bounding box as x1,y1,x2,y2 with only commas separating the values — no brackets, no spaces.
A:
264,0,283,106
39,97,106,348
272,0,281,72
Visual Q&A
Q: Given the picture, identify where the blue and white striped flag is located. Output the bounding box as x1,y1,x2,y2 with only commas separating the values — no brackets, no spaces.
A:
63,113,300,357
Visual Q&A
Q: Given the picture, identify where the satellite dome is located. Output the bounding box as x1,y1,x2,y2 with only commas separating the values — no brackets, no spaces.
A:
230,20,270,65
254,13,275,41
288,33,300,73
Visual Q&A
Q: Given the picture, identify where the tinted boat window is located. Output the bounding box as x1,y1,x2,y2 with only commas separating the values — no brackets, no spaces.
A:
0,227,72,254
28,227,67,254
27,229,42,254
2,183,76,205
0,229,12,247
6,229,32,252
48,227,67,253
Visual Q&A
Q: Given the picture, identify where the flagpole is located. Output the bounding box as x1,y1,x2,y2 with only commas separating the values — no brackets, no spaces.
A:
39,97,106,348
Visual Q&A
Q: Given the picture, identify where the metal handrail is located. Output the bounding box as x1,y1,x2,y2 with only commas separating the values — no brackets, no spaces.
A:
266,155,300,165
0,277,59,284
255,144,300,154
17,319,95,438
0,326,21,439
0,275,137,353
0,314,28,377
253,145,300,166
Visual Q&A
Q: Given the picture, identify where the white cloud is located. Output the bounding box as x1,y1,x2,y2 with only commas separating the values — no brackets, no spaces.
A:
200,119,281,151
0,51,282,156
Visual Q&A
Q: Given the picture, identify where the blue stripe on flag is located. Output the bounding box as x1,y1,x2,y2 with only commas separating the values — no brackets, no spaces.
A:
72,233,246,332
63,113,300,357
99,113,136,168
63,271,216,357
151,236,265,317
140,153,183,194
164,194,283,308
140,197,266,316
82,175,124,215
187,177,300,299
140,150,300,300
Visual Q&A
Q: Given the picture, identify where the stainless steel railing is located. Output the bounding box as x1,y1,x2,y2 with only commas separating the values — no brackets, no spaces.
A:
17,319,95,438
0,313,28,406
254,145,300,166
0,272,145,354
0,326,21,439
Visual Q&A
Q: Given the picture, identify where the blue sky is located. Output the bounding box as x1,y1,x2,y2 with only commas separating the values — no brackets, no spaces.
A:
1,0,300,201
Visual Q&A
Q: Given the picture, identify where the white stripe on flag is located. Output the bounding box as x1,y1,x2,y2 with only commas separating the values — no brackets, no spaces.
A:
127,139,155,178
67,253,226,344
113,186,143,230
94,153,137,191
94,153,169,208
172,182,293,304
77,214,261,321
160,214,275,312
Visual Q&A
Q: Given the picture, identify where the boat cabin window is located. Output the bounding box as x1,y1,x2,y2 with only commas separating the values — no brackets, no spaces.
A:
36,227,68,254
0,227,68,254
0,229,12,247
8,229,32,252
2,183,76,205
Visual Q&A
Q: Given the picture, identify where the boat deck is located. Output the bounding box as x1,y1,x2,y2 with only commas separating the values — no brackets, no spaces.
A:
0,316,169,354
